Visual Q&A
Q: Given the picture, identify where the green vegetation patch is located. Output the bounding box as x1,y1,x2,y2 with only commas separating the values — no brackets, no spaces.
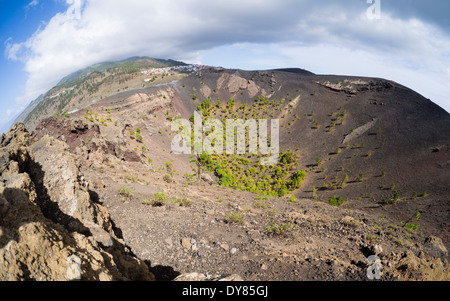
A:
328,196,345,207
185,98,306,197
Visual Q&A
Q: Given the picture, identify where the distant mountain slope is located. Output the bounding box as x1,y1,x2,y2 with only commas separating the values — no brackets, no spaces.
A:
57,57,186,86
14,57,189,130
14,94,44,124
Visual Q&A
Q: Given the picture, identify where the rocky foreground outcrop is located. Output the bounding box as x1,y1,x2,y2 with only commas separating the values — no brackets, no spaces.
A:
0,123,154,280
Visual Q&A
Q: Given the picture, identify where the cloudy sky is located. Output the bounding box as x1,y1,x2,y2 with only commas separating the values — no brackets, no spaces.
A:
1,0,449,133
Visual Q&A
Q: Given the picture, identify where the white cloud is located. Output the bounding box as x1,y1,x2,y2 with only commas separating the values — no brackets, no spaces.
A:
26,0,40,9
5,0,450,112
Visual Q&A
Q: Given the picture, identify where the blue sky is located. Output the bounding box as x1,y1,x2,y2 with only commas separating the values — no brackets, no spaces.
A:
1,0,449,134
0,0,67,132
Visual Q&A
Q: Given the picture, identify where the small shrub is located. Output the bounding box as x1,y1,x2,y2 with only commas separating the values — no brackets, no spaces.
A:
415,210,420,220
343,173,349,182
152,192,168,206
177,196,193,207
365,234,378,244
312,186,318,199
265,221,294,236
254,200,270,209
118,186,133,199
165,161,174,175
278,185,288,197
289,170,305,189
392,192,400,204
358,173,364,182
316,157,322,166
289,194,297,203
342,217,360,227
225,213,244,224
227,98,235,108
404,222,418,231
141,199,152,205
328,196,344,207
163,174,173,183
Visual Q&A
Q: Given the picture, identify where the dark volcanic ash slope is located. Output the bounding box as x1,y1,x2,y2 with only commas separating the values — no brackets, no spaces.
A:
26,67,450,281
32,67,450,244
176,68,450,241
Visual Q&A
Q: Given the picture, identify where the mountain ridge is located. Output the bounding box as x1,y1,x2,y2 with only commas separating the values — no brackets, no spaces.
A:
13,56,450,133
13,57,190,130
56,56,187,86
